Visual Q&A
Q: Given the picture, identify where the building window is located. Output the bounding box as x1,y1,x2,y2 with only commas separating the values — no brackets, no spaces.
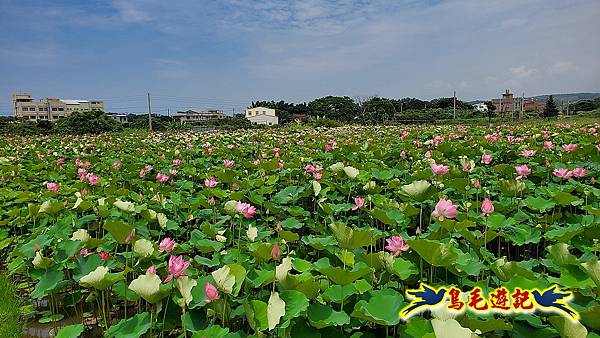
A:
52,108,58,111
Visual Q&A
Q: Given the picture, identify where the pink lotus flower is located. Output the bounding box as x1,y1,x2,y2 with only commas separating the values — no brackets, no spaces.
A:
543,141,554,149
400,151,407,159
156,172,170,183
205,282,220,303
572,167,586,178
472,179,481,189
125,229,136,243
81,188,88,196
562,144,577,153
324,144,331,152
313,172,322,180
236,202,256,218
204,177,218,188
159,237,176,253
431,198,458,221
146,266,157,274
145,164,153,172
224,160,235,168
305,164,316,173
520,150,537,158
424,151,431,159
168,255,190,279
139,169,146,178
481,154,492,164
542,130,550,139
78,168,88,176
385,236,410,257
277,161,285,170
271,243,281,260
515,165,531,180
208,197,216,206
481,198,494,216
113,160,122,169
87,174,100,186
79,248,90,257
56,158,65,166
169,169,178,175
431,163,450,176
172,159,182,166
99,251,111,261
553,168,573,179
352,197,365,211
47,182,59,192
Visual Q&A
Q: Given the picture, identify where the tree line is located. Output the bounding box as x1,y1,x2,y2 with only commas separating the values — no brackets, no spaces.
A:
250,96,474,124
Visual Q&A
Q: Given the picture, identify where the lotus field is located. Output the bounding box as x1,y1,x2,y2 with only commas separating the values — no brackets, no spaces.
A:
1,121,600,337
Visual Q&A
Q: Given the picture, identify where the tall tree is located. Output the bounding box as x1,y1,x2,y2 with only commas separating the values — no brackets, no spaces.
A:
308,96,359,122
544,95,558,118
484,101,496,124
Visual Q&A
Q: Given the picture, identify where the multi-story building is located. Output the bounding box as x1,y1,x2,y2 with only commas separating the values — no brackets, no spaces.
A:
172,109,226,122
245,106,278,125
491,90,523,115
13,94,104,120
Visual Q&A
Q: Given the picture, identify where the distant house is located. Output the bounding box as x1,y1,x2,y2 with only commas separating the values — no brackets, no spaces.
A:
474,103,488,112
245,107,278,125
492,90,523,114
523,99,544,112
108,113,129,123
172,109,225,122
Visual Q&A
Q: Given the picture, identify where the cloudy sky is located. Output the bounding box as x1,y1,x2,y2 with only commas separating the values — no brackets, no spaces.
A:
0,0,599,114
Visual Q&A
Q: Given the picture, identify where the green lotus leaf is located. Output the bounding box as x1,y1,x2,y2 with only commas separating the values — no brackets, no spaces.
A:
351,289,404,326
128,273,163,304
55,324,85,338
307,304,350,328
133,238,154,257
106,312,151,338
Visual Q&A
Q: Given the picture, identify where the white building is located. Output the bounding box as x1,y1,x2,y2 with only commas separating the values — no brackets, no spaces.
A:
13,94,104,120
245,106,278,125
474,102,488,112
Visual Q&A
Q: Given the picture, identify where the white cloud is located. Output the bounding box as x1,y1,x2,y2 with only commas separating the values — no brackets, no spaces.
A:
509,66,537,78
549,61,578,75
111,0,151,23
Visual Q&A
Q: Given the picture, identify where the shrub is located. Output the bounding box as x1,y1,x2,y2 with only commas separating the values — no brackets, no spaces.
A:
54,110,123,135
310,117,344,128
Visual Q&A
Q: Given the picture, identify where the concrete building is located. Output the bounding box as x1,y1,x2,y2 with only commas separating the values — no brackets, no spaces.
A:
108,113,129,123
172,109,225,122
13,93,104,120
523,99,544,113
245,106,278,125
491,90,523,115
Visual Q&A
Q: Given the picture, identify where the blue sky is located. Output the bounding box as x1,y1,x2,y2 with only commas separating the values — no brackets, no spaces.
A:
0,0,599,114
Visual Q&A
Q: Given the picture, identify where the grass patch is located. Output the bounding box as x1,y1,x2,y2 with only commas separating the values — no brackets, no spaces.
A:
0,273,23,337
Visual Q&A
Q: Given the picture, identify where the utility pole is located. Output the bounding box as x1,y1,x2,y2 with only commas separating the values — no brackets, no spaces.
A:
167,108,170,118
453,90,456,119
147,93,153,132
520,92,524,119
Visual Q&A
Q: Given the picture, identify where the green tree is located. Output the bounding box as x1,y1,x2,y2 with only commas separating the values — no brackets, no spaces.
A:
308,96,359,122
485,101,496,124
544,95,559,118
364,97,396,123
54,110,123,134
